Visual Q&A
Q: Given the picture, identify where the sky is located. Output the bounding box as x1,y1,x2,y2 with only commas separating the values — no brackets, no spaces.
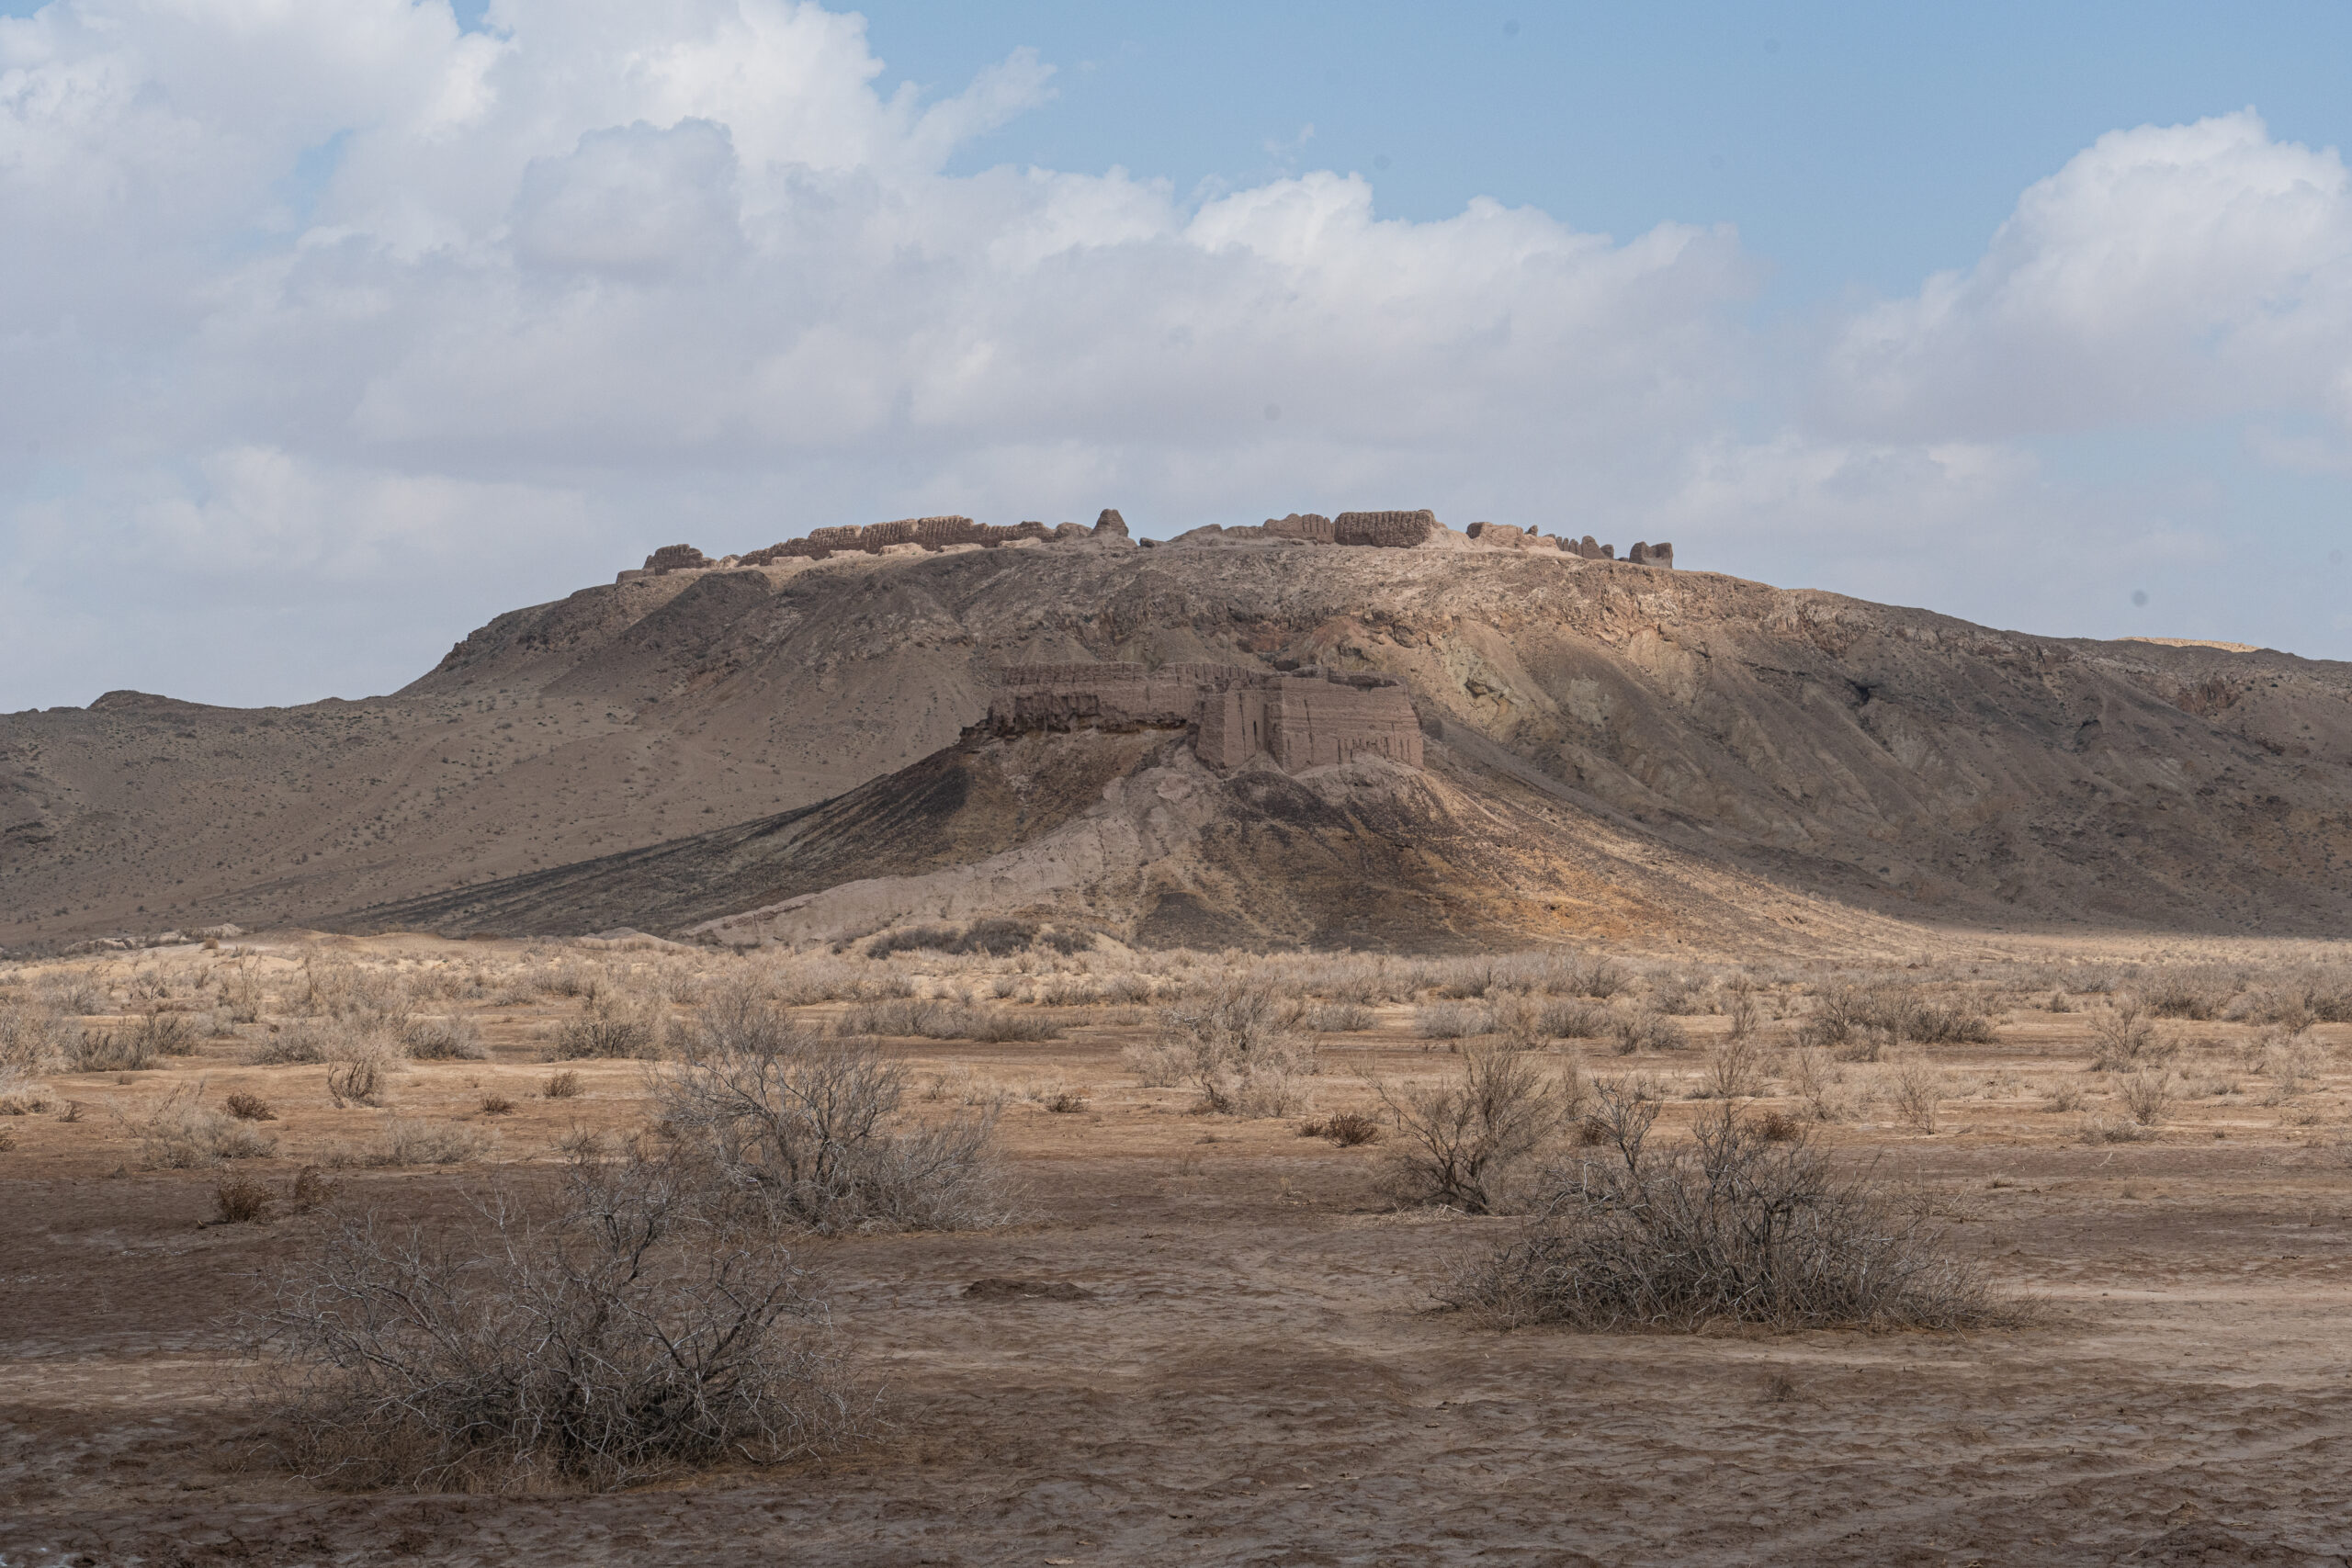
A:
4,1,2351,711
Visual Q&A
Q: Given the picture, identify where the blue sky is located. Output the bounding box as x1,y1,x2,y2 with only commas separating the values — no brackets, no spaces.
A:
3,0,2351,707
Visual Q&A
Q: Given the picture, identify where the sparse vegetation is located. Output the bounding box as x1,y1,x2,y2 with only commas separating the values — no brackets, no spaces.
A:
1372,1047,1565,1213
1453,1090,2001,1331
253,1152,864,1492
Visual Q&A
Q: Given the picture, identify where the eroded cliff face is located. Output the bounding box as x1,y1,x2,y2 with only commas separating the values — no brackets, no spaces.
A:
6,536,2351,948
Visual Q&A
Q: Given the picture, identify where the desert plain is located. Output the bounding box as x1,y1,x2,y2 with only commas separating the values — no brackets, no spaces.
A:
3,925,2349,1566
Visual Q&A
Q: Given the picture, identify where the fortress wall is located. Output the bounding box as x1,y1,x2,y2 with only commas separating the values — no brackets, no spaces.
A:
994,663,1421,773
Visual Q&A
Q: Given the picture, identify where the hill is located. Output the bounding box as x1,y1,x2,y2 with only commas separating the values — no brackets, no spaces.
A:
6,531,2350,952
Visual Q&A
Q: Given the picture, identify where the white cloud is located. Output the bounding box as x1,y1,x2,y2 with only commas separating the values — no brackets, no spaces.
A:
2,9,2350,709
1817,111,2352,440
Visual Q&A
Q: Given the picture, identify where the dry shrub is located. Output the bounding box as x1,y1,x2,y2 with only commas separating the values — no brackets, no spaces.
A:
224,1090,277,1122
135,1010,201,1058
213,1172,275,1225
1891,1057,1945,1134
2041,1080,2086,1113
1373,1047,1564,1213
130,1083,280,1168
2079,1111,2156,1144
246,1021,340,1066
2088,996,2174,1071
1606,1009,1687,1055
251,1150,863,1493
2144,968,2233,1021
836,998,1062,1043
543,1069,583,1100
68,1027,156,1074
1756,1108,1804,1142
1801,984,1995,1061
2255,1033,2330,1102
2120,1071,2174,1126
402,1016,487,1061
1416,1001,1491,1041
1538,999,1611,1040
549,995,664,1061
1136,984,1317,1118
1309,1001,1375,1033
1453,1091,2001,1332
325,1043,395,1109
480,1094,517,1116
1699,1032,1768,1100
0,997,74,1071
653,985,1013,1234
330,1119,495,1168
1300,1111,1383,1147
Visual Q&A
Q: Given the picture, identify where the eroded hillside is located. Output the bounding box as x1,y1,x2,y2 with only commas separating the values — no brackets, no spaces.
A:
6,535,2350,949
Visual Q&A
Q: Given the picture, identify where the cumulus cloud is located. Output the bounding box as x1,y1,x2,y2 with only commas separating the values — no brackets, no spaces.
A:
2,6,2349,709
1818,111,2352,441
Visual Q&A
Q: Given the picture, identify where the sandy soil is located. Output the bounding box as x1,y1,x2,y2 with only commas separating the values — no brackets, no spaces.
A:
4,938,2351,1565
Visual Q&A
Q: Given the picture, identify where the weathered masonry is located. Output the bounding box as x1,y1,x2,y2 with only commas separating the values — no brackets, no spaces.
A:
986,663,1423,773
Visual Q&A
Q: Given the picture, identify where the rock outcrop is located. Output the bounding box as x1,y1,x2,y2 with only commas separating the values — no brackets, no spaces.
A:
1093,508,1130,539
987,662,1422,773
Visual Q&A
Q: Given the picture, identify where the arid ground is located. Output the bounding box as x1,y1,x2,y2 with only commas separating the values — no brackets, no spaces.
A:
4,930,2350,1565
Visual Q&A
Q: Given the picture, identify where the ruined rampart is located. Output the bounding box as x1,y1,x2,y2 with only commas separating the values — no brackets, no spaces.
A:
987,662,1422,774
621,503,1675,583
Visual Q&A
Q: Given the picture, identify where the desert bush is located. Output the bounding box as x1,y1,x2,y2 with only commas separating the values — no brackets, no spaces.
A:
134,1010,201,1058
1606,1009,1687,1055
1726,988,1762,1041
1143,984,1317,1117
402,1016,487,1061
329,1119,495,1168
1452,1093,2000,1332
2120,1071,2174,1126
224,1090,277,1122
2041,1080,2086,1113
480,1094,517,1116
1537,999,1611,1040
837,998,1062,1043
2255,1034,2330,1102
1699,1032,1768,1100
251,1152,863,1492
1309,1002,1375,1033
131,1084,280,1168
2088,996,2173,1071
1801,983,1994,1060
549,995,664,1061
0,1068,56,1116
2079,1111,2156,1144
67,1026,155,1073
1891,1057,1945,1134
1648,973,1708,1017
1300,1112,1383,1147
0,997,73,1070
1416,1002,1491,1041
325,1042,396,1109
1431,960,1497,1000
2144,968,2233,1021
652,985,1012,1233
544,1069,583,1100
1372,1047,1564,1213
1756,1108,1804,1142
213,1173,275,1225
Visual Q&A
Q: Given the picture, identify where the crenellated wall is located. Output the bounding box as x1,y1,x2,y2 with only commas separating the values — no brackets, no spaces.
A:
987,662,1423,773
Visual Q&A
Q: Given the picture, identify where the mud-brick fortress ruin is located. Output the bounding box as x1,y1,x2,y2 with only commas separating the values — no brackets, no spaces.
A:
619,506,1674,579
986,662,1425,774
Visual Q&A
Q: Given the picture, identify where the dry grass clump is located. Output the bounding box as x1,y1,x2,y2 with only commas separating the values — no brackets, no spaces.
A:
480,1094,517,1116
1128,983,1317,1117
402,1016,487,1061
1606,1009,1687,1055
1891,1057,1947,1134
1415,1001,1490,1041
130,1084,280,1168
1372,1047,1570,1213
1309,1001,1375,1033
1800,984,1996,1061
1299,1111,1383,1146
1453,1090,2002,1332
251,1150,863,1493
325,1038,399,1109
67,1025,159,1073
652,985,1013,1234
213,1172,276,1225
836,998,1062,1043
548,994,666,1061
328,1118,496,1168
543,1069,583,1100
0,995,74,1071
1696,1032,1769,1100
2088,995,2177,1071
224,1090,277,1122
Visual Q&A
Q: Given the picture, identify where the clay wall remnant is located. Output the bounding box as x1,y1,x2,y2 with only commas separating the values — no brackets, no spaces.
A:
1333,509,1437,547
988,662,1422,773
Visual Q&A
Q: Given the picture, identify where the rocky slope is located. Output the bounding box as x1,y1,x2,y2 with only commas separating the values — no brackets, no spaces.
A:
6,534,2351,951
